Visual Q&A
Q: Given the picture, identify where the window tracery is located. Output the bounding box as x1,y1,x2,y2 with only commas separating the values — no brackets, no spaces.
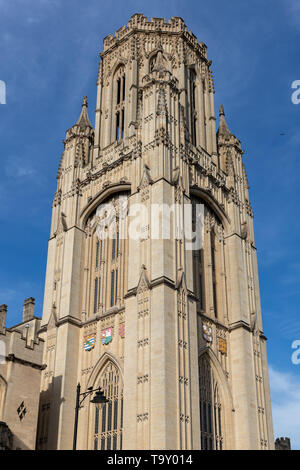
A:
93,362,123,450
199,355,224,450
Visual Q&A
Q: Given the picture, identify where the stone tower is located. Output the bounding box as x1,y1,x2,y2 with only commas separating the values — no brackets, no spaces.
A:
37,14,274,450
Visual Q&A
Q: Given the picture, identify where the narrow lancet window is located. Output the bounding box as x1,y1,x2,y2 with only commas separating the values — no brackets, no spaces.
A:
110,270,115,306
114,66,126,142
117,78,121,104
94,278,98,314
116,112,120,141
190,69,197,146
96,241,99,268
122,75,125,101
112,235,116,260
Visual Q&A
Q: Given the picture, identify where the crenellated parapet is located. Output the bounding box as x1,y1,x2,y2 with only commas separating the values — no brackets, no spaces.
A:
102,14,207,58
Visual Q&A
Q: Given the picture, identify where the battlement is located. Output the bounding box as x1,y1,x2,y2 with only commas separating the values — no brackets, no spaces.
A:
102,13,207,57
275,437,291,450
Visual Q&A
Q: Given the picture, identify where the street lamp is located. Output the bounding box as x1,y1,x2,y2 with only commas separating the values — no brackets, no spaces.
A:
73,383,108,450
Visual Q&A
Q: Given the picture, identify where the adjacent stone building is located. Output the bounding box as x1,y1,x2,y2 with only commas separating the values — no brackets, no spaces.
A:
0,300,44,449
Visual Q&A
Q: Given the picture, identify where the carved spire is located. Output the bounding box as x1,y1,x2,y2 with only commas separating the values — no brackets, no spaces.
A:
75,96,92,129
217,104,232,138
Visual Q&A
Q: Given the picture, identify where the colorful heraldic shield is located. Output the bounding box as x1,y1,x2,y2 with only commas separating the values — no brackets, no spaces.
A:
84,334,95,351
218,337,227,355
203,324,213,343
101,327,113,345
119,323,125,338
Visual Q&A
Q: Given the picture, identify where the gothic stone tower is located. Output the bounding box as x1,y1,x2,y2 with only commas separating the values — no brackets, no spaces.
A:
37,14,274,450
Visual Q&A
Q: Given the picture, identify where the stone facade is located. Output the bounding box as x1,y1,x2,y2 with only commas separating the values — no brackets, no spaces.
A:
0,300,44,450
36,14,274,450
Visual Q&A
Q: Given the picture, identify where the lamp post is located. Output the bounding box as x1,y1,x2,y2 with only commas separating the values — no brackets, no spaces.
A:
73,383,108,450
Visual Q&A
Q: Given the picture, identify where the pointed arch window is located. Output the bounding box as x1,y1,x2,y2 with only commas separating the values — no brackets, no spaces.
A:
114,66,126,142
191,196,224,321
210,230,218,319
88,193,128,316
93,362,123,450
149,55,156,73
199,355,224,450
189,69,197,146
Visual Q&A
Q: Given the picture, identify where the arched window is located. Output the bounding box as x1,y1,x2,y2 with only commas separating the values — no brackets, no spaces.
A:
93,362,123,450
199,355,224,450
114,66,126,142
189,69,197,146
149,54,157,73
192,196,223,321
87,193,128,317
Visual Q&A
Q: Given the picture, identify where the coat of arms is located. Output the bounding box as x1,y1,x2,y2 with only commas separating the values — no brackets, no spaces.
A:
218,337,227,355
101,327,113,345
84,334,95,351
203,324,213,343
119,323,125,338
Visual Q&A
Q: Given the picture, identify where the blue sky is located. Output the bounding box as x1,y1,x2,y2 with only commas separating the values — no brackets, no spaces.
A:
0,0,299,449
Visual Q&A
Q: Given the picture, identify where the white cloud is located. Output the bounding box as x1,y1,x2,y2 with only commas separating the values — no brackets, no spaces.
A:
284,0,300,29
5,158,37,179
269,365,300,449
0,288,16,301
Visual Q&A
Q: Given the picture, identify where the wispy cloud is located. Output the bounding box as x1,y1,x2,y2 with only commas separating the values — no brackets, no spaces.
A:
269,365,300,449
5,158,37,179
0,288,17,302
286,0,300,23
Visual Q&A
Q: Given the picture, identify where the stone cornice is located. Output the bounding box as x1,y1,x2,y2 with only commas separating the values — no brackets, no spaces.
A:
101,30,207,59
81,153,132,187
56,316,82,327
125,275,176,298
40,316,83,330
49,224,86,241
6,353,46,371
124,275,200,300
224,232,257,248
229,320,266,339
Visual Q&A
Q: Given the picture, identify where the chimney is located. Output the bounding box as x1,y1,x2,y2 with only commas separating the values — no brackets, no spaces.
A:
22,297,35,323
0,304,7,332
